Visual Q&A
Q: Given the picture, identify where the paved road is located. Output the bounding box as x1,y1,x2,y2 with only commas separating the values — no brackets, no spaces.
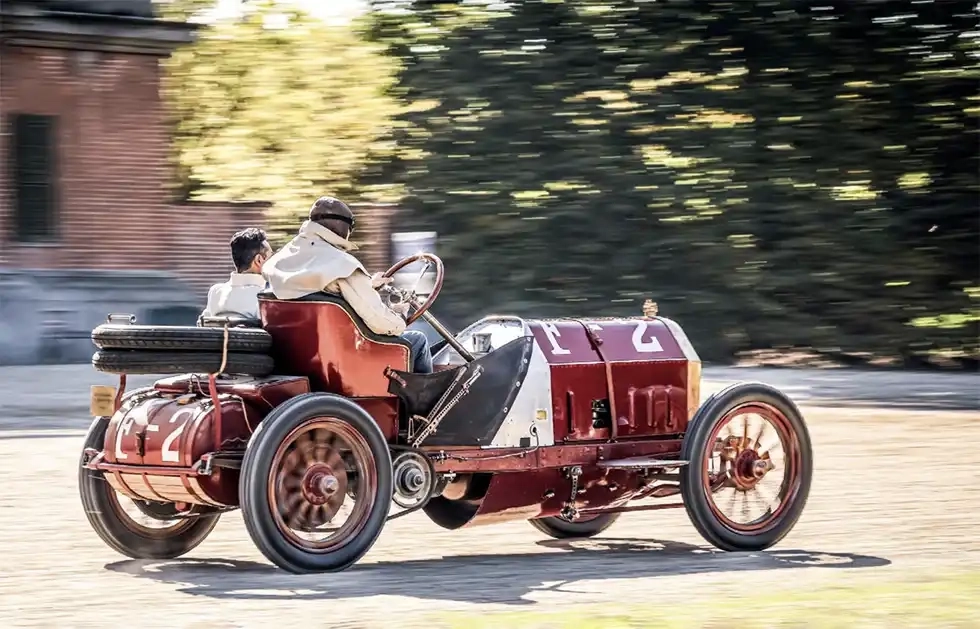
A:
707,365,978,411
0,365,977,627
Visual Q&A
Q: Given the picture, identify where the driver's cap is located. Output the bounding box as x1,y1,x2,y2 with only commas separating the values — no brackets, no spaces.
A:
309,196,354,227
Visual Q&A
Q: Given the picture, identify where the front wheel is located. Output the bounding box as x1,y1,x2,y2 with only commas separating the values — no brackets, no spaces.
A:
529,512,621,539
679,382,813,552
239,394,393,574
78,416,221,559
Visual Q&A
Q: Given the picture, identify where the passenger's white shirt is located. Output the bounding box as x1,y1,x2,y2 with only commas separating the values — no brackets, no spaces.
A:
201,272,266,320
262,220,407,336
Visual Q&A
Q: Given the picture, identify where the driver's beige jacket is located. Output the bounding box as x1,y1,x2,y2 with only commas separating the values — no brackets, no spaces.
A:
262,221,407,337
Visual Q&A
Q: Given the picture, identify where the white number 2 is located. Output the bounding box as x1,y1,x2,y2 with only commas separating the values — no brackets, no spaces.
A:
161,408,193,463
632,320,664,353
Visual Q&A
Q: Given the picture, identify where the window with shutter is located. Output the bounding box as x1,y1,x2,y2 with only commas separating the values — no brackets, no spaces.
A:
9,114,58,242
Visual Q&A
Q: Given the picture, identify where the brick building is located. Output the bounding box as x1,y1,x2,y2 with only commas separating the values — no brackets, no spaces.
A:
0,0,271,292
0,0,406,364
0,0,270,363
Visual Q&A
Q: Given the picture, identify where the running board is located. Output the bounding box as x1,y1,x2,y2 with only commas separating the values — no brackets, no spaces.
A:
597,456,689,470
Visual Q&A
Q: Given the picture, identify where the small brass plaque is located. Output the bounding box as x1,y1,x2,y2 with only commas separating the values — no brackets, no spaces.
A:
90,385,116,417
535,409,549,422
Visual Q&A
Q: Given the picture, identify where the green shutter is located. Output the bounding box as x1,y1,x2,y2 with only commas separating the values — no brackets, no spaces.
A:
11,114,57,242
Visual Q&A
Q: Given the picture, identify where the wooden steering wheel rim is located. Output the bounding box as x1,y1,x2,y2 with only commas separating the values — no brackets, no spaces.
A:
381,253,445,325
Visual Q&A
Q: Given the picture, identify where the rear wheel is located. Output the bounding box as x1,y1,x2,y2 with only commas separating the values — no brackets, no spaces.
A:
529,512,621,539
239,394,393,573
78,416,220,559
679,382,813,552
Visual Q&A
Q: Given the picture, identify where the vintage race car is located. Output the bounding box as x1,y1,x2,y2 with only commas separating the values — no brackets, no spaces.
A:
80,254,813,574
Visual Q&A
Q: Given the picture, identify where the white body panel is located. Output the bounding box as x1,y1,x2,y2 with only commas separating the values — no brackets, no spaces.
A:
432,316,555,448
487,340,554,447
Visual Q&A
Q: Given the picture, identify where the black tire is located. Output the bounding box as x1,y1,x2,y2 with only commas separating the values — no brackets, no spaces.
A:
92,350,274,376
679,382,813,552
529,513,621,539
239,393,393,574
92,324,272,353
78,416,221,559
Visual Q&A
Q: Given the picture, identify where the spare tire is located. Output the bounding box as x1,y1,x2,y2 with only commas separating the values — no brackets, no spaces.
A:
92,324,272,353
93,350,275,376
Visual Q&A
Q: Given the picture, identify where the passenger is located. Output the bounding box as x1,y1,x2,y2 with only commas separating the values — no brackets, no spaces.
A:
262,196,433,374
201,227,273,321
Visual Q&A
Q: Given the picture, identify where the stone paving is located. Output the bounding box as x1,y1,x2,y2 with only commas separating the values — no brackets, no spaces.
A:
0,365,977,627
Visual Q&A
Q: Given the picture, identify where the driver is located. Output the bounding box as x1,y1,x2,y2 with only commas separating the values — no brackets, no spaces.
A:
262,196,433,374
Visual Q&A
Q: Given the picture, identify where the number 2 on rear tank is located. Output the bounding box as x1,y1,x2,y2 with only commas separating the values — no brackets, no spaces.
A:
140,405,197,465
161,407,195,463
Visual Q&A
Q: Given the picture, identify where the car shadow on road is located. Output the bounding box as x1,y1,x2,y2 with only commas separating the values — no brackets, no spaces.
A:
104,537,890,606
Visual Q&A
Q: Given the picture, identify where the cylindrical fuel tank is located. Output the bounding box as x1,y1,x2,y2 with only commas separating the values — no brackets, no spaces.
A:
100,391,256,507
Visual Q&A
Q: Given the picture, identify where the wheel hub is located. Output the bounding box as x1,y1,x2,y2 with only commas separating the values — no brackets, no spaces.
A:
723,438,775,490
392,451,435,509
301,463,342,506
403,468,424,492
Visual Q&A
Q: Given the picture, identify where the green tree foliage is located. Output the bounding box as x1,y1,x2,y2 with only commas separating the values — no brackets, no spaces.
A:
367,0,979,363
153,0,217,21
161,0,399,236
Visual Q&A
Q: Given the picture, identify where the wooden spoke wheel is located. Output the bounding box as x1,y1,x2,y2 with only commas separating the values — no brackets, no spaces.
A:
78,416,220,559
269,419,376,551
240,394,393,573
680,382,813,552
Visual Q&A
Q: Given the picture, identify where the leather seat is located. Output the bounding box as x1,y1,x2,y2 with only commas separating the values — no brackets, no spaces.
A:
257,289,412,352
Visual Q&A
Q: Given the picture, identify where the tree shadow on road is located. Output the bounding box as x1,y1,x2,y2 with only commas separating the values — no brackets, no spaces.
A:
104,537,890,606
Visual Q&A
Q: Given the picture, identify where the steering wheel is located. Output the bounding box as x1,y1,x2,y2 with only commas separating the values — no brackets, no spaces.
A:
381,253,445,325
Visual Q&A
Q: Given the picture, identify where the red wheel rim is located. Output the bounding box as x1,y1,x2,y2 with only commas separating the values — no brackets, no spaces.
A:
268,418,378,552
701,403,802,534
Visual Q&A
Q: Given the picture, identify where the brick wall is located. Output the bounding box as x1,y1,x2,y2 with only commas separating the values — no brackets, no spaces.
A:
349,202,399,272
0,44,398,300
0,45,173,269
0,44,270,300
169,200,269,297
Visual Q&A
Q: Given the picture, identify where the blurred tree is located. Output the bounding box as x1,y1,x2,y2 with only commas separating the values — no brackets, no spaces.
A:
366,0,979,364
153,0,217,21
160,0,399,237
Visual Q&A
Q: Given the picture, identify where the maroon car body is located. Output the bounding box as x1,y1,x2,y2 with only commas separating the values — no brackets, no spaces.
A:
79,254,813,574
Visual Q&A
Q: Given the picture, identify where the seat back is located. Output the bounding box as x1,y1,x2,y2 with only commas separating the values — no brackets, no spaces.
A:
258,290,410,397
